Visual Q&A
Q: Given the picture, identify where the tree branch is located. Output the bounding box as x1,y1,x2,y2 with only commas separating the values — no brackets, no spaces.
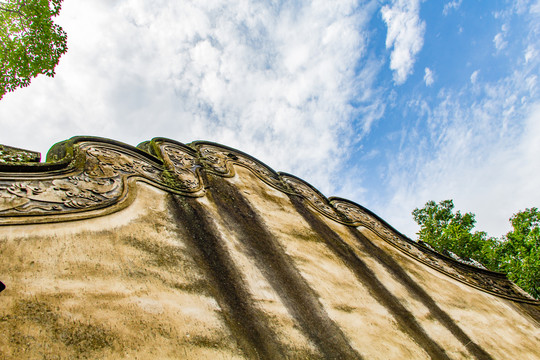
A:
0,6,22,15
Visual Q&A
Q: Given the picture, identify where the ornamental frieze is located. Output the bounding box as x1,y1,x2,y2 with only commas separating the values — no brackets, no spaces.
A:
159,144,203,193
194,142,286,191
83,145,162,181
0,139,204,221
0,176,120,214
197,145,231,175
280,173,345,222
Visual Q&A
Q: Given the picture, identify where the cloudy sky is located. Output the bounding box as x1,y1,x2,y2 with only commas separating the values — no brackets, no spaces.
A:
1,0,539,239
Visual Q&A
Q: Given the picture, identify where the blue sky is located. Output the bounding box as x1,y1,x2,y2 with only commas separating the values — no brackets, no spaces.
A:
1,0,539,238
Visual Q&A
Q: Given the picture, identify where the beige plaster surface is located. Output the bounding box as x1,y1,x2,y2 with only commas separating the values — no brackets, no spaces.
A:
1,164,539,359
226,166,540,359
356,226,540,359
230,168,430,359
0,183,243,359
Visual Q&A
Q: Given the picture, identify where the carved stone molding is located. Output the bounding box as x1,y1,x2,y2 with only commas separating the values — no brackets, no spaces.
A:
197,144,231,175
194,142,286,191
280,173,345,222
84,144,162,181
159,143,204,193
0,143,137,217
0,139,202,221
0,176,120,214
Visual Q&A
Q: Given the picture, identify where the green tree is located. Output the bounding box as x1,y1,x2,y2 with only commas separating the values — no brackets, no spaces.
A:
0,0,67,99
412,200,498,268
412,200,539,299
495,208,540,299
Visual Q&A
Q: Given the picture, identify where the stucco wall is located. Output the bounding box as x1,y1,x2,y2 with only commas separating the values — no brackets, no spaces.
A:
0,137,538,359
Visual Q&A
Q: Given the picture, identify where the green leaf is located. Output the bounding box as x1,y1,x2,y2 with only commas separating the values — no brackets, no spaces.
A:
1,0,67,99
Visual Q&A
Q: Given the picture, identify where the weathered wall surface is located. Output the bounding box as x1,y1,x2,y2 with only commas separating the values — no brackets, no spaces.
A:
0,137,538,359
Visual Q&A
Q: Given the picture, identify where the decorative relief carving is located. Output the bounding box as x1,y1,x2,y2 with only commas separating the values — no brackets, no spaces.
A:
198,146,230,175
196,144,285,190
331,199,536,301
0,177,120,214
0,141,207,219
281,174,344,221
84,145,161,181
160,144,203,192
235,155,283,189
0,143,164,218
333,200,379,228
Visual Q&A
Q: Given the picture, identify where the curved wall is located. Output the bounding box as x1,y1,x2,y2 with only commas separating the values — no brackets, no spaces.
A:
0,137,538,359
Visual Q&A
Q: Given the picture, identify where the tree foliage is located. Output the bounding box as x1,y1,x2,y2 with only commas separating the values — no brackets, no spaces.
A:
495,208,540,299
413,200,539,299
0,0,67,99
412,200,498,268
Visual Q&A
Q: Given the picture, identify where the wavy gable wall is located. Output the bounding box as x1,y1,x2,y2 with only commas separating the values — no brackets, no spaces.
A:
0,137,538,359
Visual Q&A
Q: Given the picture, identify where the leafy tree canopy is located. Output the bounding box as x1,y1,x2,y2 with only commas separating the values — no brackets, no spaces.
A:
0,0,67,99
412,200,498,268
413,200,539,299
496,207,540,299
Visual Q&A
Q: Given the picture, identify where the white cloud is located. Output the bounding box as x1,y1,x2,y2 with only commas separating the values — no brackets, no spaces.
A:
3,0,537,244
524,45,537,62
443,0,462,16
0,0,382,196
493,32,508,51
381,0,426,85
423,67,434,86
470,70,479,84
493,22,510,52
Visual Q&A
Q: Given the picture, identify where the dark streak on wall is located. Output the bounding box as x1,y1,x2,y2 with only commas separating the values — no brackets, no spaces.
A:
168,194,285,360
346,228,495,360
205,174,362,360
289,194,452,360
